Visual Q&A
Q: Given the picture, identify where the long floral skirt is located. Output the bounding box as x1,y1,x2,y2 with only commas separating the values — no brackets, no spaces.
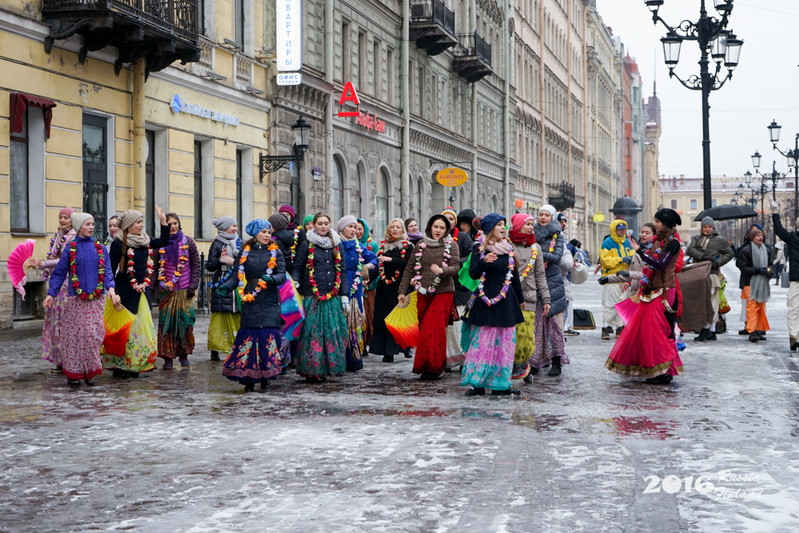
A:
362,288,376,349
223,327,283,384
512,310,537,379
297,297,347,379
157,290,196,360
531,304,570,369
606,291,683,377
208,311,241,354
58,296,105,380
414,292,454,375
461,326,516,391
102,293,157,373
345,297,365,372
41,282,70,366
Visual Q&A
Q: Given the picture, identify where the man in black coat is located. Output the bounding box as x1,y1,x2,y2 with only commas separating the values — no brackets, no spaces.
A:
771,197,799,350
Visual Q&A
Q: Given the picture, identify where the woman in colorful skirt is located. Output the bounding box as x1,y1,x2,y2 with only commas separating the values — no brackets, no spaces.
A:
371,219,412,363
106,207,170,377
531,204,569,377
508,213,550,383
206,216,241,361
292,213,351,382
43,212,120,387
28,206,77,368
398,214,460,380
216,219,287,392
155,213,200,369
461,213,525,396
736,226,774,343
336,215,378,371
606,209,685,384
356,217,379,355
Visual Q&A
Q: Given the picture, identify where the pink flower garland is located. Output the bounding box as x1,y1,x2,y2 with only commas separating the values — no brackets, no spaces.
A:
410,240,452,295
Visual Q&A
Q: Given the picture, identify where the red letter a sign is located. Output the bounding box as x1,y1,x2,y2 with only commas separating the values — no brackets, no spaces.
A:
338,81,360,117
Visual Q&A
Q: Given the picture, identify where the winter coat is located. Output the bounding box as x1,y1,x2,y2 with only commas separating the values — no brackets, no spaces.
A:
686,231,735,274
452,230,475,306
48,235,115,298
206,237,241,314
511,242,550,311
600,219,635,276
736,242,774,288
272,227,303,274
221,241,286,329
398,236,460,296
560,247,574,300
109,225,171,314
462,241,524,328
533,221,567,317
153,233,201,292
340,238,378,308
292,237,352,299
373,240,412,328
773,214,799,282
357,218,380,291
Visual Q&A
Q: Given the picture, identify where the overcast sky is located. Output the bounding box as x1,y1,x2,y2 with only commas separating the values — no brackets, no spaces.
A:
596,0,799,180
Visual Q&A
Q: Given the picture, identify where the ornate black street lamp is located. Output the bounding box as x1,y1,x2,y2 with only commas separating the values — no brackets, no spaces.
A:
766,119,799,221
259,116,311,180
646,0,743,210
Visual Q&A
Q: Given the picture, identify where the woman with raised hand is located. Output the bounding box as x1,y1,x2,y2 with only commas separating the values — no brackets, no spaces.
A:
43,212,120,387
206,216,241,361
397,214,460,380
292,213,351,382
216,219,286,392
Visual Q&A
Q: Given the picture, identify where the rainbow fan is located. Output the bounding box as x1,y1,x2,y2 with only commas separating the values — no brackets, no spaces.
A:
279,275,305,341
385,291,419,349
7,239,35,288
102,298,136,358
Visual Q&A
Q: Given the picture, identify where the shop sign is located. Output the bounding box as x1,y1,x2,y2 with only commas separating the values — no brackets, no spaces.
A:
276,0,302,71
337,81,360,117
170,94,240,127
592,212,605,223
276,72,303,86
356,110,385,133
436,168,468,187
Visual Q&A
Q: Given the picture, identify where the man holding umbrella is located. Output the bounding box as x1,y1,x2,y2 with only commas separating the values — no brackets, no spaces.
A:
686,216,734,341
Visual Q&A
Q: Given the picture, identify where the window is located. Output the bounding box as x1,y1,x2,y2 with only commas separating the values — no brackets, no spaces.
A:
332,156,345,221
145,130,155,237
373,39,381,98
342,21,351,81
711,199,717,208
236,149,243,229
358,31,367,88
234,0,245,45
416,177,423,220
376,168,389,233
690,198,697,210
194,141,204,238
671,199,678,209
10,111,29,232
387,48,395,106
82,115,108,240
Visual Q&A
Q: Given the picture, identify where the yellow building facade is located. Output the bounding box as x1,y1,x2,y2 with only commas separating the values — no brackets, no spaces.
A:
0,0,275,326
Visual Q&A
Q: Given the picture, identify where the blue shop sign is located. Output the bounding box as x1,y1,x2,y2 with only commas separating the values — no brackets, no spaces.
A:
169,94,241,127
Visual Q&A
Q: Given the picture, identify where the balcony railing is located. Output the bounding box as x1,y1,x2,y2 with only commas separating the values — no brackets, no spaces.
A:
453,31,492,82
549,181,576,212
409,0,457,56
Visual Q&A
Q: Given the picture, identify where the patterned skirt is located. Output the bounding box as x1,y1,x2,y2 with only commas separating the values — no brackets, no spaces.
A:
41,282,70,366
362,288,376,349
345,299,365,372
296,297,347,378
512,310,537,379
208,311,241,354
223,328,283,383
58,296,105,380
460,326,516,391
531,304,570,368
157,290,196,359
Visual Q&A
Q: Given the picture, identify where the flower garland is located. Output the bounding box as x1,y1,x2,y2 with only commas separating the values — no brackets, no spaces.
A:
158,235,189,291
410,240,452,295
69,240,105,300
475,247,515,306
519,246,539,280
543,232,558,266
237,243,278,303
207,238,242,290
290,227,300,262
349,242,365,297
127,247,154,290
377,240,409,285
639,234,676,296
308,244,342,301
47,232,70,260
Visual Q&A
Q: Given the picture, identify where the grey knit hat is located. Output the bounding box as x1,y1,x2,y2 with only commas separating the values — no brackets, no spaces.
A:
701,216,715,228
212,216,237,232
118,209,143,231
70,212,94,234
336,215,358,232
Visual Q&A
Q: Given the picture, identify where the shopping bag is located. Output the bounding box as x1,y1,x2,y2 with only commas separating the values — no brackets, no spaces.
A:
781,271,790,289
280,275,305,340
572,308,596,330
129,293,158,370
385,291,420,348
458,253,479,292
718,280,731,315
102,297,136,358
570,262,588,285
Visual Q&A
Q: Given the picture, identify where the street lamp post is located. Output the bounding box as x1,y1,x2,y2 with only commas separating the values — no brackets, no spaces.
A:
766,120,799,221
750,154,788,245
646,0,743,210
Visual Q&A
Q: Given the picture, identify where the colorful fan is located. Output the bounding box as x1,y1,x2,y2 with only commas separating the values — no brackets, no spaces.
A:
279,275,305,341
7,239,36,288
102,298,136,358
385,291,420,348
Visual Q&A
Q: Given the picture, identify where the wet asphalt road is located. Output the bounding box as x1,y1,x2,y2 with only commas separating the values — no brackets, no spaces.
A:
1,265,798,532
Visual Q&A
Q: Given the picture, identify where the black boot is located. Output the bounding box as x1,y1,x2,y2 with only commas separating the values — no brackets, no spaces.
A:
382,354,394,363
244,383,255,393
492,388,521,396
465,387,485,396
210,350,220,361
260,380,269,390
548,356,562,376
645,374,673,384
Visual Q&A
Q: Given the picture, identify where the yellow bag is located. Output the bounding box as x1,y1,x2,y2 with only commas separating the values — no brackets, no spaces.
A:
385,292,419,348
103,297,136,358
129,293,157,368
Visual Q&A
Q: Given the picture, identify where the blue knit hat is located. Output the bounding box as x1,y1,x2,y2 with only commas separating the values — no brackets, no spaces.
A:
480,212,505,236
245,218,272,237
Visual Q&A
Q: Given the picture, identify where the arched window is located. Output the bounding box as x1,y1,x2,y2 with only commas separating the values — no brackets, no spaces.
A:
375,167,390,234
491,194,498,213
416,176,424,220
332,155,344,221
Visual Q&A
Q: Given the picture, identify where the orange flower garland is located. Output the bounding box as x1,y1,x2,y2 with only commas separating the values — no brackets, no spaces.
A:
237,242,278,303
158,236,189,291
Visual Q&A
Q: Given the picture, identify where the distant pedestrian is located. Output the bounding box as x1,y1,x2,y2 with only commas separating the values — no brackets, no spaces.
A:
736,226,773,343
206,216,241,361
771,197,799,350
599,220,634,339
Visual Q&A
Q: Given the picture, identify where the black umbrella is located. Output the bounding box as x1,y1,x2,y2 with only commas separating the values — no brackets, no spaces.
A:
693,204,757,222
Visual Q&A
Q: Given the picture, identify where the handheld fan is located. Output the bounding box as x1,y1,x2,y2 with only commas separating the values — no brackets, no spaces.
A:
7,239,35,287
102,298,136,358
385,291,420,348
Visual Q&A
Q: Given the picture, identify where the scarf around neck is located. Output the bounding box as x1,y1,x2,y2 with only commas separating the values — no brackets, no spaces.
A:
749,243,770,303
214,230,239,258
422,235,451,248
164,230,185,263
383,236,408,252
484,238,513,255
118,230,150,249
307,228,341,249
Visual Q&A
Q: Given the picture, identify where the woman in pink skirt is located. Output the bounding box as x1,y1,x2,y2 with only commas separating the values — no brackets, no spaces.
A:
43,212,120,387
